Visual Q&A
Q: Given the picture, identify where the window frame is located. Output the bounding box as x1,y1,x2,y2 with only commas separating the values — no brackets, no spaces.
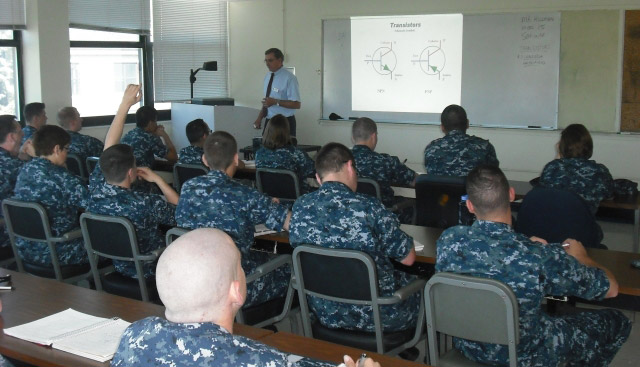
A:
70,33,170,127
0,30,24,121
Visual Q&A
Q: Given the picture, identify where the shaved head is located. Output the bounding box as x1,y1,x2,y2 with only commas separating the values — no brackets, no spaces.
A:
156,228,245,323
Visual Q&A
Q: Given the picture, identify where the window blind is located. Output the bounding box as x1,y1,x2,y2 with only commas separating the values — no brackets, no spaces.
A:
69,0,151,34
152,0,228,101
0,0,26,30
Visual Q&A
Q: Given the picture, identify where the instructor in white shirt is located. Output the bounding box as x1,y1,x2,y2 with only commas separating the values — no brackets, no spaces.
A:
253,48,301,137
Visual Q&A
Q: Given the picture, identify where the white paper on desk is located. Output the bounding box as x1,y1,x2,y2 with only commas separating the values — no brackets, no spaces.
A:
242,160,256,168
287,354,305,363
414,239,425,252
4,308,106,345
254,224,277,237
52,318,131,362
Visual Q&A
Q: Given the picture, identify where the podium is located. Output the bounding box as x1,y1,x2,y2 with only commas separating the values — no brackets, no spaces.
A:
171,103,261,152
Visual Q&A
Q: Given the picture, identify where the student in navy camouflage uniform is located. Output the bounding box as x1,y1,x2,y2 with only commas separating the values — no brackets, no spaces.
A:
436,165,631,367
57,107,103,162
289,143,419,332
177,118,209,165
176,131,292,308
0,115,32,249
121,105,177,168
424,104,499,176
111,228,376,367
20,102,47,145
13,125,89,266
351,117,416,223
87,85,178,279
256,114,315,193
539,124,614,214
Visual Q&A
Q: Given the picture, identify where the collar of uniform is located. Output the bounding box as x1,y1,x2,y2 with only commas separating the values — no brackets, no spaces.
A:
320,180,352,192
446,129,466,137
0,146,11,157
66,130,79,136
273,66,286,76
472,220,513,234
206,169,230,181
352,144,372,153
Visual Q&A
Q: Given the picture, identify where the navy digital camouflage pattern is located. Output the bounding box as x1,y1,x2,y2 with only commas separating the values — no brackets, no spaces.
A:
424,130,499,176
88,167,176,278
13,157,89,266
437,220,631,367
175,170,291,307
352,145,415,207
0,147,24,248
255,145,315,193
539,158,614,214
121,127,168,168
111,317,333,367
289,181,419,332
178,145,204,165
20,125,37,145
67,130,103,162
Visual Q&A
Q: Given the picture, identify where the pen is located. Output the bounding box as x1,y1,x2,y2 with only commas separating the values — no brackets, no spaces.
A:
358,353,367,367
402,159,407,164
562,243,570,247
0,286,15,291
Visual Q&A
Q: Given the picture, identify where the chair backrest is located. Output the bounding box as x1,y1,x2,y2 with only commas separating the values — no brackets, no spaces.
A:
66,153,87,179
256,168,301,201
515,187,601,248
85,156,99,176
173,163,208,192
425,273,519,367
415,174,466,228
356,178,382,201
80,213,140,260
166,227,190,246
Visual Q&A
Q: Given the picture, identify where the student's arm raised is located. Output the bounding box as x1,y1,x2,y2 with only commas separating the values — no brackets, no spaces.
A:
104,85,142,150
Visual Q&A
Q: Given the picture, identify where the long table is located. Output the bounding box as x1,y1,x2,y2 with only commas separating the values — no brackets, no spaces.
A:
255,225,640,296
260,332,427,367
0,269,273,367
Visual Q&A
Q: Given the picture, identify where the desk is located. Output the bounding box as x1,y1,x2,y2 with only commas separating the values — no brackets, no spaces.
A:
260,332,428,367
0,269,273,367
240,144,322,160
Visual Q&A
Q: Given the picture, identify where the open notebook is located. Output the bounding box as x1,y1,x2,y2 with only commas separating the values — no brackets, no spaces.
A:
4,308,130,362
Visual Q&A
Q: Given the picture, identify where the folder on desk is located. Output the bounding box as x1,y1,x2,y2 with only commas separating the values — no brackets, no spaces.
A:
4,308,131,362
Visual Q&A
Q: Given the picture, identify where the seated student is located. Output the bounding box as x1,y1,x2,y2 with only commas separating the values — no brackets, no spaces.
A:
57,106,103,162
177,118,210,165
255,114,315,193
176,131,291,308
289,143,419,332
351,117,416,223
424,104,499,176
437,165,631,367
0,115,32,250
88,85,178,279
20,102,47,145
111,228,379,367
539,123,614,214
121,105,177,168
13,125,89,266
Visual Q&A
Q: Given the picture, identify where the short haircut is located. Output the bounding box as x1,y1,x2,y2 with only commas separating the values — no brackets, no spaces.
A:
558,123,593,159
100,144,136,183
351,117,377,143
135,105,158,129
441,104,468,133
262,114,291,149
265,47,284,61
33,125,70,157
203,131,237,170
185,118,210,144
24,102,46,123
57,107,79,129
0,115,18,144
466,165,510,217
315,142,354,179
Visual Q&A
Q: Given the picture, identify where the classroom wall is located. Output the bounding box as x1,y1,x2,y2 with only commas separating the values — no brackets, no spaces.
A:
228,0,640,182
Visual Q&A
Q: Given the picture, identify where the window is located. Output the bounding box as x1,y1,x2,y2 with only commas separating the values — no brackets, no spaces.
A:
70,28,145,118
0,30,22,118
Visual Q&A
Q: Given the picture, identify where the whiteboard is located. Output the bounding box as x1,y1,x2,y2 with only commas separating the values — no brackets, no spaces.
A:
322,12,560,128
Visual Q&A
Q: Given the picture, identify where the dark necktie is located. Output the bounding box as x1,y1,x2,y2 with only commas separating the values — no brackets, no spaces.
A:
262,72,275,114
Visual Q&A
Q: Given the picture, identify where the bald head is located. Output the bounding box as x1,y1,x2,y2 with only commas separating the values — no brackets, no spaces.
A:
156,228,244,323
